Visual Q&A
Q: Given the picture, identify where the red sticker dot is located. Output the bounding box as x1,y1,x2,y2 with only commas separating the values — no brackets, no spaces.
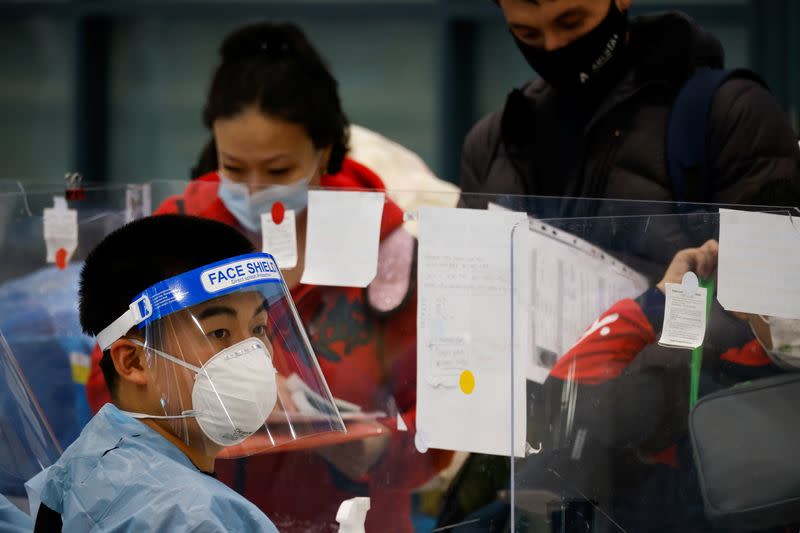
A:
271,202,285,225
55,248,68,270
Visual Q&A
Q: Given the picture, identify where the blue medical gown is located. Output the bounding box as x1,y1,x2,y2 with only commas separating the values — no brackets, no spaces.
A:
0,494,32,532
25,404,278,532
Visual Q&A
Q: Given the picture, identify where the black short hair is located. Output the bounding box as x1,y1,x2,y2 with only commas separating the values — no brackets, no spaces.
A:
194,22,350,179
80,214,254,397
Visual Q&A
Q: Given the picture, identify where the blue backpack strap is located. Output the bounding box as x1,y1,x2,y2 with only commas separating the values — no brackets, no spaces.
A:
667,68,767,206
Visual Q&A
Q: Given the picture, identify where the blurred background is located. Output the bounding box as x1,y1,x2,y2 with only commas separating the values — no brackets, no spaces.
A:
1,0,798,185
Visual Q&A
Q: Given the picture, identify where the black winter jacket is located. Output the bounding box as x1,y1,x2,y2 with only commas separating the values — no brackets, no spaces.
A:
439,14,800,532
460,12,800,208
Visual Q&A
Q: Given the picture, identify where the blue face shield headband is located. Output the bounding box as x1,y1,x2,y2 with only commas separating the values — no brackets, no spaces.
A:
97,252,283,350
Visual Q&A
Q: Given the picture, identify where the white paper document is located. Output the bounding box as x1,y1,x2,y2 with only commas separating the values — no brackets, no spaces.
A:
416,207,528,457
43,196,78,268
658,280,708,349
261,209,298,269
718,208,800,319
301,190,385,288
283,374,385,422
125,184,152,224
524,220,649,383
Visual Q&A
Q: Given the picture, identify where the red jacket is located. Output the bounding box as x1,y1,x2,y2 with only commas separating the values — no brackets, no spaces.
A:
86,159,451,532
549,295,774,467
552,297,772,386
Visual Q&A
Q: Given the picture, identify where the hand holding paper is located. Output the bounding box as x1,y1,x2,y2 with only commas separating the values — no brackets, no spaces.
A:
657,239,718,294
658,272,709,349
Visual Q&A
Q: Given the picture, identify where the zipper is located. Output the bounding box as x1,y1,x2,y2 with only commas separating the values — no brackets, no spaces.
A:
582,81,673,202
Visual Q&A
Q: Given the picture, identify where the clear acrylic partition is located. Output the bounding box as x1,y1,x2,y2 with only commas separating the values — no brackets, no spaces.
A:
143,181,794,532
0,183,147,451
0,330,61,514
1,178,796,531
506,206,800,533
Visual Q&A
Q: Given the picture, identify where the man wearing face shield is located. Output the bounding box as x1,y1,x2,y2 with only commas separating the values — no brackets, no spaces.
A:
84,22,452,532
26,214,346,532
460,0,800,208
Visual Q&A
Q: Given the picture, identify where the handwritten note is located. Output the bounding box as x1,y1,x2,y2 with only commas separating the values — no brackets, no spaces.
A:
417,207,528,457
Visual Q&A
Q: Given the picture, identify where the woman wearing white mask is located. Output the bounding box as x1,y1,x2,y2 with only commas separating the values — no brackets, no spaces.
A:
85,22,452,533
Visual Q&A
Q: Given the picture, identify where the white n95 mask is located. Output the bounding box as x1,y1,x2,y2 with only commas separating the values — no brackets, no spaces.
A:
128,337,278,446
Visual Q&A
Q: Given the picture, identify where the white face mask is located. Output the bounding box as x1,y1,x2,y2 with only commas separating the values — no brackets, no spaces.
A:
753,316,800,369
217,155,321,232
126,337,278,446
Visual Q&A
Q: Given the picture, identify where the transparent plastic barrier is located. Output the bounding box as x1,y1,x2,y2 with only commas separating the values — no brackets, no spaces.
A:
1,179,796,531
0,330,61,515
0,184,137,451
504,208,800,533
0,182,148,282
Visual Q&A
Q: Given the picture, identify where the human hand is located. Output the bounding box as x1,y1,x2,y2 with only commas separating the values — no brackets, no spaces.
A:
657,240,718,294
315,428,391,481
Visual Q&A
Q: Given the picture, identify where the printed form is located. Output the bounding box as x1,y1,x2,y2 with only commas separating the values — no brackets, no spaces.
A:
524,219,649,383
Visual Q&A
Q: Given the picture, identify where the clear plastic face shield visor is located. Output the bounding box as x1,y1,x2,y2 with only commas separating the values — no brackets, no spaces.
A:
97,252,345,457
0,332,61,513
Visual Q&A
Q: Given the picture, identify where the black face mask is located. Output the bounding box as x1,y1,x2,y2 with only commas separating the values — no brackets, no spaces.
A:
513,2,629,95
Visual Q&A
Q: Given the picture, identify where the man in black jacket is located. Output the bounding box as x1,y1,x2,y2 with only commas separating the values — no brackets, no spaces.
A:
461,0,800,205
440,2,800,531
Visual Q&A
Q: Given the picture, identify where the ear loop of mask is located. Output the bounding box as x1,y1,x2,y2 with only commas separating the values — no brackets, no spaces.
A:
130,338,203,374
118,339,204,420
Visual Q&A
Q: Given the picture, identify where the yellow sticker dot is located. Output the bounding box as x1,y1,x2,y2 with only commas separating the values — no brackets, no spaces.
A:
459,370,475,395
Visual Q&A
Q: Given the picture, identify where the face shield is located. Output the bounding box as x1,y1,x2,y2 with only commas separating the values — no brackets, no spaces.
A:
96,252,344,457
1,332,61,514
